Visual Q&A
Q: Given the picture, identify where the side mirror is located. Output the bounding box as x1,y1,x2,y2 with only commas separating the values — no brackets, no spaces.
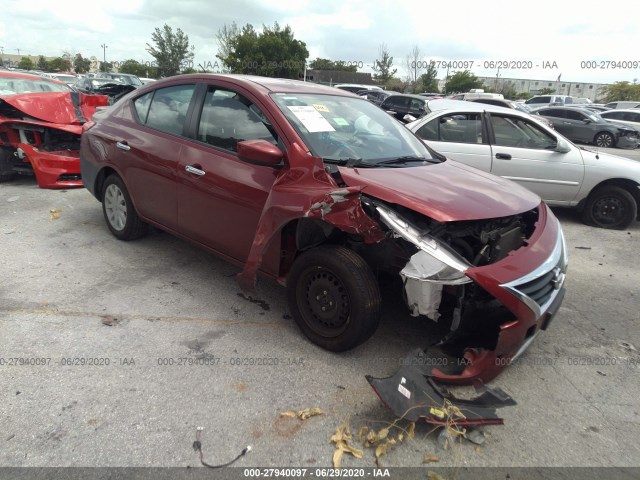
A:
403,114,417,123
554,138,572,153
583,119,592,124
237,139,283,166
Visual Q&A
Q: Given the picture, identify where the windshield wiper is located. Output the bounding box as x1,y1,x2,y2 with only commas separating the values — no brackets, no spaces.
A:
322,157,382,168
376,156,438,166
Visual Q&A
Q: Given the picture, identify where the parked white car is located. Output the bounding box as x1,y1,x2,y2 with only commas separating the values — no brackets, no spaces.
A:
600,109,640,133
407,100,640,229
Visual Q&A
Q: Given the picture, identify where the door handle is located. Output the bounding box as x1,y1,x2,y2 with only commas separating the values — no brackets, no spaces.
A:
116,141,130,151
185,165,205,176
495,153,511,160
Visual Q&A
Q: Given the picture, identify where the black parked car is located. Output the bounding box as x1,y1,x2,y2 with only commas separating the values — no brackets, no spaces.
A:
74,77,137,104
380,94,428,122
536,106,639,149
358,89,397,106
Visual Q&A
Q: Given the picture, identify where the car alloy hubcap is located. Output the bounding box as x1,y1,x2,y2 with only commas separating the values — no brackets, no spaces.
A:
300,268,350,337
596,134,612,147
104,184,127,231
593,196,625,225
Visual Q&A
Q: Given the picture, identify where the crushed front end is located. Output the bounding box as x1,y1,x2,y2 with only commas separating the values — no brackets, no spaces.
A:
359,196,567,385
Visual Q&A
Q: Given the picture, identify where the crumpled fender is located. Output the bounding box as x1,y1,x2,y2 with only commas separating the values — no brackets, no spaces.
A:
238,142,385,290
0,92,108,125
0,117,82,136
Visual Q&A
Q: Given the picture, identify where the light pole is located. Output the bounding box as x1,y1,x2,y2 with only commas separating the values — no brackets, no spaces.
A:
101,44,108,72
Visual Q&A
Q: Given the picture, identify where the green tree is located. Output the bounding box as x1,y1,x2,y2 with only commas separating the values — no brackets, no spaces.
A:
445,70,483,93
18,57,34,70
216,22,308,79
308,58,357,72
146,24,194,77
73,54,91,74
372,43,397,86
37,56,49,70
419,63,439,93
601,81,640,102
118,59,158,77
101,61,113,73
537,87,556,95
48,57,72,72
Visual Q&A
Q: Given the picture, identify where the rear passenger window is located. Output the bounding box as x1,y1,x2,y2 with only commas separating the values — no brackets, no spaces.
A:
416,114,482,144
197,88,277,152
143,84,196,136
133,92,153,123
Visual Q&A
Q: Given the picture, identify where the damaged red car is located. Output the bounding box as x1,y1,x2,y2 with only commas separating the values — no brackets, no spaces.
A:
80,74,568,386
0,71,108,188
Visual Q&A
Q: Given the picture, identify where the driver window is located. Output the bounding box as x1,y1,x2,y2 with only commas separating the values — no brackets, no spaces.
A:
491,115,557,149
197,88,277,152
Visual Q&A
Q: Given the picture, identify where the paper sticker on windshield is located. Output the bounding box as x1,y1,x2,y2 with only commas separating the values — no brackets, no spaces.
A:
288,106,335,133
333,117,349,126
313,104,330,112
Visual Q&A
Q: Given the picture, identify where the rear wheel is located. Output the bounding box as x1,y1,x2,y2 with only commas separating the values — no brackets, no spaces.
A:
594,132,615,148
101,174,148,240
286,245,381,352
582,186,637,229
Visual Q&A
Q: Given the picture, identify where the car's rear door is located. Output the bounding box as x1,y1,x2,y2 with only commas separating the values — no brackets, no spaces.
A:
176,83,281,262
116,83,198,231
486,112,584,203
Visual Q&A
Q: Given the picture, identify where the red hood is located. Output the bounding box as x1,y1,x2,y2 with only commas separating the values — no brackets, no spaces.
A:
0,92,108,125
338,160,541,222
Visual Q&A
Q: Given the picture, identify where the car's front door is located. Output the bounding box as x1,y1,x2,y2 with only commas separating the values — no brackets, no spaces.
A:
176,85,282,262
415,113,492,171
486,113,584,204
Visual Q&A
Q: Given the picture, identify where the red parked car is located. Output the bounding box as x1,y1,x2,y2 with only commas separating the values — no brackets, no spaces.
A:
80,74,567,386
0,71,108,188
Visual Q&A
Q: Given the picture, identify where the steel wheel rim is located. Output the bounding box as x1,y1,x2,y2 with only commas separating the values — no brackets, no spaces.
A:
593,195,626,225
297,267,350,338
104,184,127,231
596,134,613,147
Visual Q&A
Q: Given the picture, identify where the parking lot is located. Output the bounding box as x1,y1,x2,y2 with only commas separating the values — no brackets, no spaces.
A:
1,148,639,472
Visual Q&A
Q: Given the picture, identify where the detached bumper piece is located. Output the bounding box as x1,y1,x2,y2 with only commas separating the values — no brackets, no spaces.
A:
366,349,516,426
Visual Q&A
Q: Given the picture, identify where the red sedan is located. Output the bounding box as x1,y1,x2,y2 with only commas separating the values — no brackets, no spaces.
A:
0,71,107,188
80,74,567,386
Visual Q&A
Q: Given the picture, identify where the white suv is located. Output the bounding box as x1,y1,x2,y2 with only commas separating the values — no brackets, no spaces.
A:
525,95,575,107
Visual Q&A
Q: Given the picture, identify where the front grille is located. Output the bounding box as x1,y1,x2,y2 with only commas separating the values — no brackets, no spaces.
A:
513,268,557,307
500,226,567,318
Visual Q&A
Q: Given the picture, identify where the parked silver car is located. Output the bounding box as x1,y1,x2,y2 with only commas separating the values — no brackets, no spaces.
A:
407,101,640,229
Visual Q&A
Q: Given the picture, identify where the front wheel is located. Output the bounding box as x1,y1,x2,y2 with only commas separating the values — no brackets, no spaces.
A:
582,186,637,229
594,132,615,148
101,174,148,240
286,245,381,352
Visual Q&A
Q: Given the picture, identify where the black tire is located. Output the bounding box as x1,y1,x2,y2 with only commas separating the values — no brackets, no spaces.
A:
286,245,381,352
582,186,637,230
594,131,615,148
0,147,16,182
101,174,148,240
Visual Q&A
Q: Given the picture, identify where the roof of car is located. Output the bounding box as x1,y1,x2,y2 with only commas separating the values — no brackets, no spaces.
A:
600,109,640,114
144,74,358,97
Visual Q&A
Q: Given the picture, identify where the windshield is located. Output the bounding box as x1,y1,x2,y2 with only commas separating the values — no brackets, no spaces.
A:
0,75,72,95
271,93,435,166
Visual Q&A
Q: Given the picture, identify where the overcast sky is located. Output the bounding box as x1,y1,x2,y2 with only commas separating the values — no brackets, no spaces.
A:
2,0,639,84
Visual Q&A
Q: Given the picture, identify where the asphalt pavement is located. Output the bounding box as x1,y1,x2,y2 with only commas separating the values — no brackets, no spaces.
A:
1,167,639,474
